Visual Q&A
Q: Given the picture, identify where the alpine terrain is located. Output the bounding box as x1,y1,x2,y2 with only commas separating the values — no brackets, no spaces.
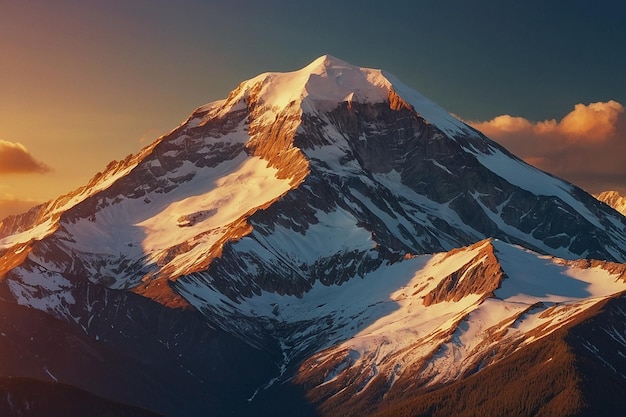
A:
1,55,626,417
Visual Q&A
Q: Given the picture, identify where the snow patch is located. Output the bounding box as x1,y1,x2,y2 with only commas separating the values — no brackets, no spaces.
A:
139,155,292,257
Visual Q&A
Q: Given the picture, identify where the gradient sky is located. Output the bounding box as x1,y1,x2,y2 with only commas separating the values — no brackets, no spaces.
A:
1,0,625,218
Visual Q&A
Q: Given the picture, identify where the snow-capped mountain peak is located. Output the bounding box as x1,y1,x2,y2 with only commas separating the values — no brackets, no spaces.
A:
2,55,626,313
595,190,626,216
1,55,626,417
229,54,389,109
198,54,473,137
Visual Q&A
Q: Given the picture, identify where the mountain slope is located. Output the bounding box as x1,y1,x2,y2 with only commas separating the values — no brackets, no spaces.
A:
0,377,162,417
367,294,626,417
0,282,288,416
0,55,625,416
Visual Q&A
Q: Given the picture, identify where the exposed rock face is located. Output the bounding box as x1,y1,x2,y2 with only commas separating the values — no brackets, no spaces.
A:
423,240,505,305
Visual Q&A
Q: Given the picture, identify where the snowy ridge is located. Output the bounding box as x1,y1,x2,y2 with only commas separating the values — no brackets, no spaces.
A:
0,136,167,250
294,239,626,397
383,70,476,137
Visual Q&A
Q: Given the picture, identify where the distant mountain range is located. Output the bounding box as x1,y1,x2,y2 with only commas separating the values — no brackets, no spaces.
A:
595,190,626,216
1,55,625,416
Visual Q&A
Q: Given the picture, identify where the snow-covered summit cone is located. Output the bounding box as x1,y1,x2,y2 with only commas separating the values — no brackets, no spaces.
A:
197,54,472,136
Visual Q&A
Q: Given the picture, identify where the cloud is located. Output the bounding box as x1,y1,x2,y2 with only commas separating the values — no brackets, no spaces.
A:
559,101,624,141
0,140,51,174
466,101,626,194
469,101,624,142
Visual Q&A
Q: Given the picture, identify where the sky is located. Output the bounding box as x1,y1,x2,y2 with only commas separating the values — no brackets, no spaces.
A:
1,0,625,219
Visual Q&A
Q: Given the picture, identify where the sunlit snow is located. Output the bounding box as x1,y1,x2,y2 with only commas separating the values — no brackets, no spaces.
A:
139,155,292,258
211,54,475,138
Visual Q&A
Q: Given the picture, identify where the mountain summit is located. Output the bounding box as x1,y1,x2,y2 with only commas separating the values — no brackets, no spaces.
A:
212,54,471,136
1,56,625,416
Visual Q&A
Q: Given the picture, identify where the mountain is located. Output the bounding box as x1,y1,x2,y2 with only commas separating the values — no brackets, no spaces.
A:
1,55,625,416
595,190,626,216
